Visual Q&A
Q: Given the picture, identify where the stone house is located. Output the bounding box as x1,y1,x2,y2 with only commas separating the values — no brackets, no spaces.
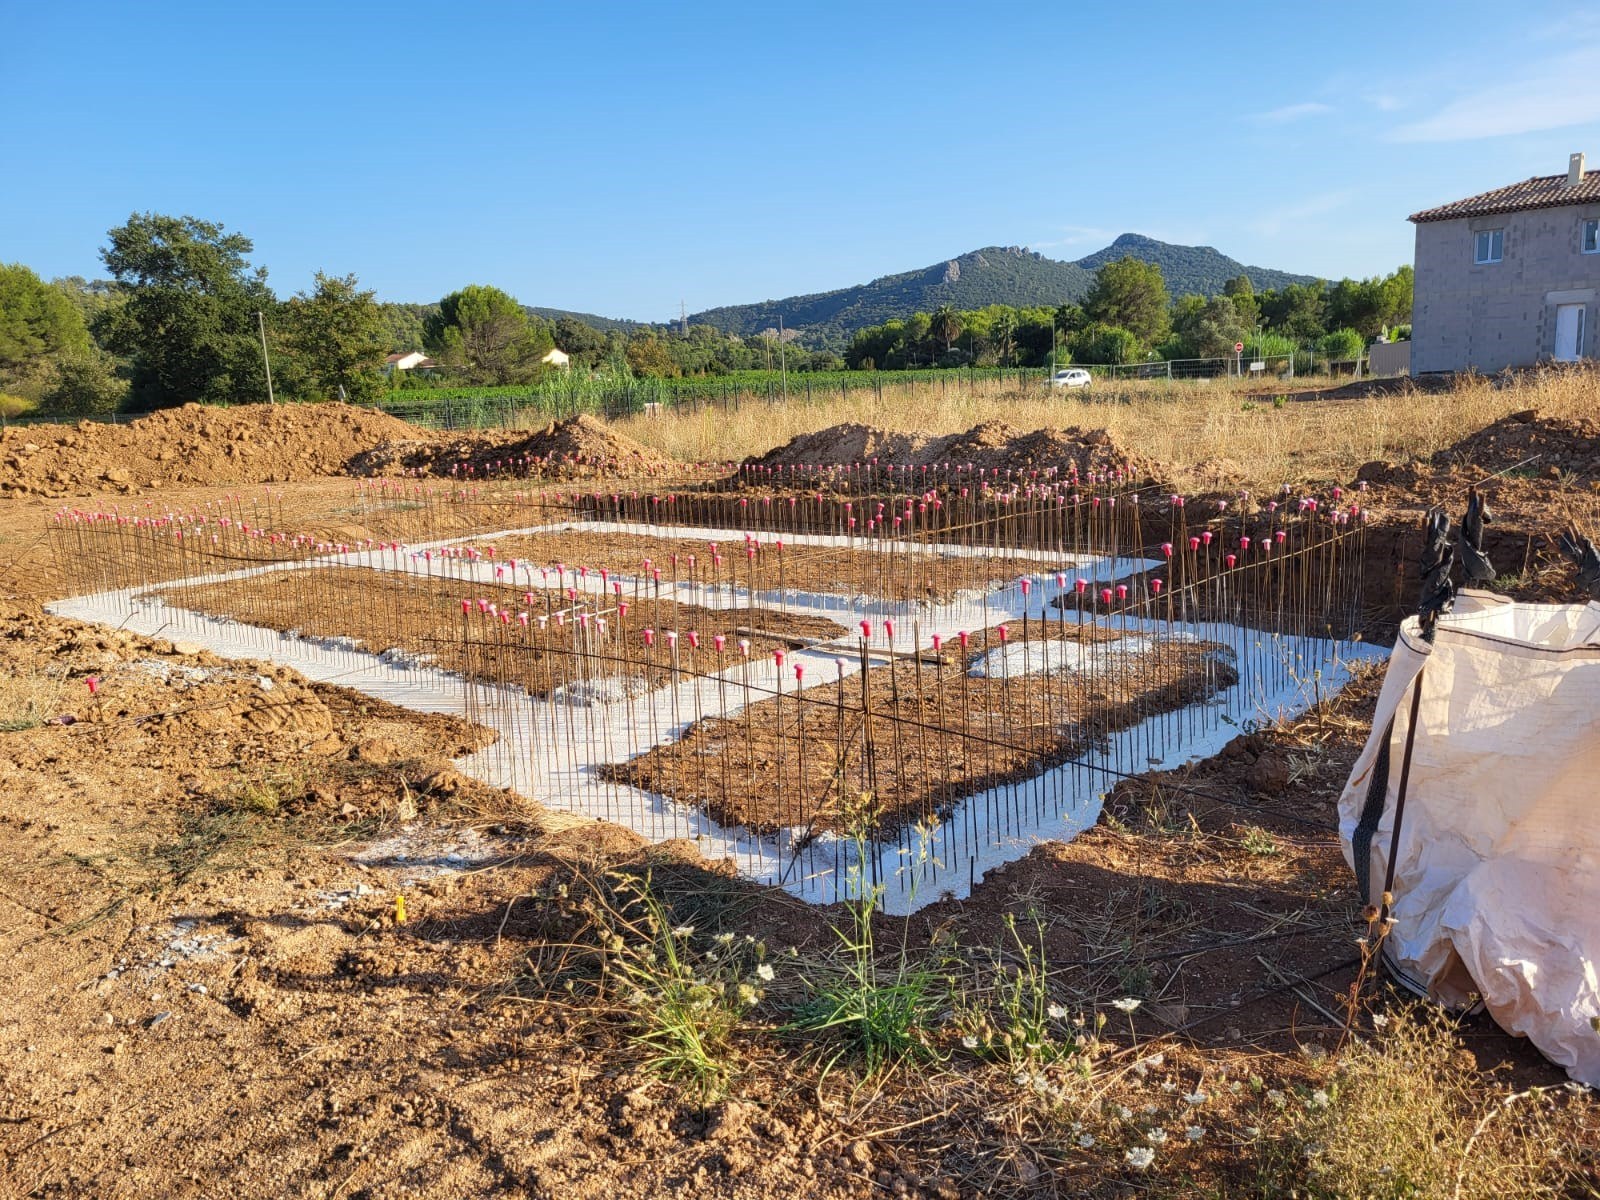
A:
1410,153,1600,373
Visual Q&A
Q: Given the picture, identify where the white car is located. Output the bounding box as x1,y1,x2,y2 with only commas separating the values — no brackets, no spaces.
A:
1048,368,1092,389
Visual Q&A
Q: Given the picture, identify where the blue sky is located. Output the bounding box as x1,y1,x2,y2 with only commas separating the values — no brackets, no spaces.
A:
4,1,1599,320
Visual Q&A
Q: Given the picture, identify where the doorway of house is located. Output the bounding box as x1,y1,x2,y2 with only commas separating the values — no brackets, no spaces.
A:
1555,303,1587,362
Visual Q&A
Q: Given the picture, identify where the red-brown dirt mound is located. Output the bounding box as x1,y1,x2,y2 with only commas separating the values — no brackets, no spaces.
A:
1432,410,1600,480
746,420,1146,479
0,403,426,499
348,414,671,479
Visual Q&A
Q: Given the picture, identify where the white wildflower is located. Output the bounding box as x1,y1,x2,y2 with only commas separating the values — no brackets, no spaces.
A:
1047,1003,1068,1020
1116,1105,1133,1120
1146,1127,1168,1145
672,924,695,937
1077,1133,1096,1149
755,963,775,982
1111,997,1142,1013
1160,1080,1178,1093
1125,1146,1154,1170
1185,1126,1205,1142
1183,1090,1208,1105
1310,1089,1331,1109
1370,1013,1389,1028
961,1035,979,1050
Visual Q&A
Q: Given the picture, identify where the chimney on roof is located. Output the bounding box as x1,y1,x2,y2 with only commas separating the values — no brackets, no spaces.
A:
1569,152,1587,186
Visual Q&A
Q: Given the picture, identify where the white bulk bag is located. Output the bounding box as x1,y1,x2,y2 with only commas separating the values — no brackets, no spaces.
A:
1340,589,1600,1085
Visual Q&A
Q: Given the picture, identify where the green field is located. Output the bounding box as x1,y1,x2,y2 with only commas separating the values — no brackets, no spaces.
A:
376,367,1041,429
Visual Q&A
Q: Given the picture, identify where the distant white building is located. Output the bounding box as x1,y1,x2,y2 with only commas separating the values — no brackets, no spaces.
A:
384,351,437,375
542,348,571,368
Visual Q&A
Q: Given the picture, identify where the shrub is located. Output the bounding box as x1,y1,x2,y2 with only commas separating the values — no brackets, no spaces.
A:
40,353,125,418
1071,323,1142,365
1317,328,1366,362
0,392,36,419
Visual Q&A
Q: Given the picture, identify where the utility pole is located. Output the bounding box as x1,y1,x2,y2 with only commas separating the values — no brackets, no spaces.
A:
256,310,276,404
778,315,789,401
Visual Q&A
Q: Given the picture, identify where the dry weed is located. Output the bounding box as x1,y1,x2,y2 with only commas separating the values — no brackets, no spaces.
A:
611,367,1600,491
0,665,69,731
1254,1004,1590,1198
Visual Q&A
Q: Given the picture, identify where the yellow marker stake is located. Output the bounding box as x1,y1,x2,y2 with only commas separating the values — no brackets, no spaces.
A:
395,894,407,924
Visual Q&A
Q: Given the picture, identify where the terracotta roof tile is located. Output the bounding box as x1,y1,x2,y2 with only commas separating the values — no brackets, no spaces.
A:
1410,170,1600,222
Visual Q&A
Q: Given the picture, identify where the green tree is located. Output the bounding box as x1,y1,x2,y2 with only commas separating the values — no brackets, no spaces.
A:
1083,257,1170,345
1317,327,1366,362
376,302,430,354
624,331,681,378
930,305,963,356
1378,265,1413,331
97,213,274,408
0,263,92,396
554,316,607,368
51,276,126,350
39,351,125,418
1326,278,1386,340
424,285,540,384
280,272,389,404
1223,274,1259,326
1259,281,1328,342
1172,294,1250,358
1071,323,1142,365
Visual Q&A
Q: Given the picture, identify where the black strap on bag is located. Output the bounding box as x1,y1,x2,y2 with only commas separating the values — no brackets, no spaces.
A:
1457,486,1495,585
1559,526,1600,598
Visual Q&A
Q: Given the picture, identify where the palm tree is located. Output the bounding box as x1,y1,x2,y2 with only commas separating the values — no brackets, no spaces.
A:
931,305,963,357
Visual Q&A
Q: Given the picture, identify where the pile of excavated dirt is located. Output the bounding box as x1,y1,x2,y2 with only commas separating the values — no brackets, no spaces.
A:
746,420,1146,479
347,414,671,478
0,403,427,499
1432,410,1600,480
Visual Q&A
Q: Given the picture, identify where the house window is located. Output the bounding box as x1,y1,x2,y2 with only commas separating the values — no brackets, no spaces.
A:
1584,219,1600,254
1474,229,1504,264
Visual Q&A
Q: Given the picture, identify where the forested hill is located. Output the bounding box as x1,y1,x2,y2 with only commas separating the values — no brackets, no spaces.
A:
1073,234,1314,295
526,306,643,334
687,236,1317,347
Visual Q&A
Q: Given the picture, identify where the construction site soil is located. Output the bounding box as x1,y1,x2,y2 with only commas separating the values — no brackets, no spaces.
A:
158,568,847,700
3,398,1599,1196
744,419,1149,481
345,414,673,479
0,403,422,498
608,624,1234,836
482,529,1068,603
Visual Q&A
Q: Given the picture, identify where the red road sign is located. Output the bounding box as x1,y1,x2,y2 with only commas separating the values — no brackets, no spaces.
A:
1234,341,1245,353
